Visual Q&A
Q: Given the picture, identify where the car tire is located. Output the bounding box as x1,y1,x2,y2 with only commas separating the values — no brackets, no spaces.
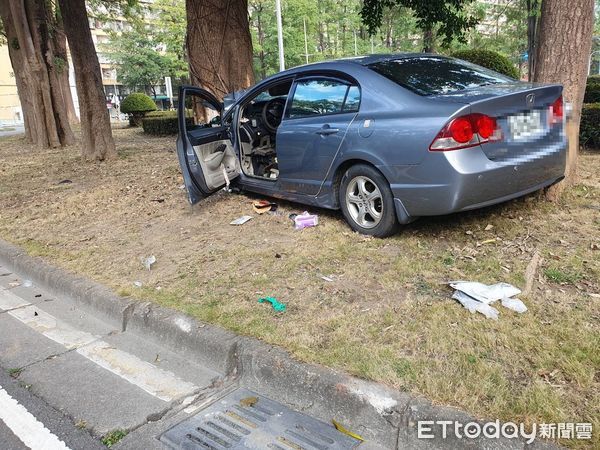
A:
339,164,399,237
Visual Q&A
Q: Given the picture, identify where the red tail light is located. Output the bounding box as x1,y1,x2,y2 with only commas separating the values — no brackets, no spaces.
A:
549,95,563,124
429,113,501,151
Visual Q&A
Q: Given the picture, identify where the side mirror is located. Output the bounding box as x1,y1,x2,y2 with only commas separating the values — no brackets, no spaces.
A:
210,115,221,126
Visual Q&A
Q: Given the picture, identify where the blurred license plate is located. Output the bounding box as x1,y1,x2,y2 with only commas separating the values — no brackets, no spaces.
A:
508,110,542,140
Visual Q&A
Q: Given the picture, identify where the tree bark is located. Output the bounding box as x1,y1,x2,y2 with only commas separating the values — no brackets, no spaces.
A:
422,27,435,53
59,0,116,161
186,0,255,102
533,0,594,200
526,0,538,81
54,20,78,124
0,0,75,148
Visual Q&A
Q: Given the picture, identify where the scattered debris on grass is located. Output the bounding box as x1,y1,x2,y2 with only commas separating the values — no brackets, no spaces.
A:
258,296,286,312
252,200,277,214
230,215,253,225
1,128,597,444
141,255,156,271
523,251,542,297
133,281,143,288
449,281,526,319
293,211,319,230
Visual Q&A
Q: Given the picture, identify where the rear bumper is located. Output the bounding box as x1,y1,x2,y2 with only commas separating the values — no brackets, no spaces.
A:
381,138,567,220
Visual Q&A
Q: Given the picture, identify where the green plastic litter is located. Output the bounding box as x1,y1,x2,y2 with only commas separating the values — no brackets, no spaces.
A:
258,296,286,312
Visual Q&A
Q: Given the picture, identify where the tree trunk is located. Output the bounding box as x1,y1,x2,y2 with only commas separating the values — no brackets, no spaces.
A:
186,0,255,102
0,0,75,148
422,27,435,53
54,21,78,124
526,0,539,81
533,0,594,200
58,0,116,161
254,3,266,79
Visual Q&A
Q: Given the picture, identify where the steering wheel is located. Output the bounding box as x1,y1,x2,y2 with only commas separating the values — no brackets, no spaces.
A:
262,97,286,134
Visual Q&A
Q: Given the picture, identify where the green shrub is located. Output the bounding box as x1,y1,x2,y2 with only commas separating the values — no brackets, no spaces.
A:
451,49,520,79
580,103,600,149
142,113,193,135
121,93,157,126
584,76,600,104
145,110,177,118
587,75,600,85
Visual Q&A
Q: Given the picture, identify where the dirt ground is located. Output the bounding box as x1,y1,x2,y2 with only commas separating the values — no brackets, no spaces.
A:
0,126,598,448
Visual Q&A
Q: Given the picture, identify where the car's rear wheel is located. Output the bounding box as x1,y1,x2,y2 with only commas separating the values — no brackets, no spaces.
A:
339,164,399,237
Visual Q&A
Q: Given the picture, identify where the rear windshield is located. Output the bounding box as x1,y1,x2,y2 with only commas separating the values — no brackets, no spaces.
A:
368,56,513,96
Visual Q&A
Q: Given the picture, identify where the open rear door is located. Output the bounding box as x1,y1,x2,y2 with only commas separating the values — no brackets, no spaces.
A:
177,86,240,204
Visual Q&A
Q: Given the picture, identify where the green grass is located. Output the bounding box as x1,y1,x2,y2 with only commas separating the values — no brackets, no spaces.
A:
0,128,598,449
7,368,22,378
544,268,584,284
101,430,128,447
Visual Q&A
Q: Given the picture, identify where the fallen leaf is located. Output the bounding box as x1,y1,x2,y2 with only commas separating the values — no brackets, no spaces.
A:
240,396,258,407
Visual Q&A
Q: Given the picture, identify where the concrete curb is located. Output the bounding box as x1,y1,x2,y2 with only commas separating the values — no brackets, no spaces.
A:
0,239,558,449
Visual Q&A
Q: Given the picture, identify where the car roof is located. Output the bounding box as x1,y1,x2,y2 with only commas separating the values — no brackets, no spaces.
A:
288,53,447,70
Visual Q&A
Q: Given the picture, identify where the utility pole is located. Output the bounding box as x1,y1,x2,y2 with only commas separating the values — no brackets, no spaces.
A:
303,18,309,64
275,0,285,71
354,30,358,56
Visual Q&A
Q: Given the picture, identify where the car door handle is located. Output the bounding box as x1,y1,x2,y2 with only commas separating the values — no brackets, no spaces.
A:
315,127,340,136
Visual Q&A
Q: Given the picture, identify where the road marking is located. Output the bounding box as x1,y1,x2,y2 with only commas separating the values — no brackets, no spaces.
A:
1,289,199,402
8,306,97,349
0,286,31,311
0,386,71,450
77,341,198,402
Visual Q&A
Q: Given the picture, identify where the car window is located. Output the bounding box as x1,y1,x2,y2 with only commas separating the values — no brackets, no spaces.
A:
289,79,349,118
368,56,513,96
343,86,360,112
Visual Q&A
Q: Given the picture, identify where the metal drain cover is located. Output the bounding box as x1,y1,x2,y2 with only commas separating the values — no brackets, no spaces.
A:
160,388,360,449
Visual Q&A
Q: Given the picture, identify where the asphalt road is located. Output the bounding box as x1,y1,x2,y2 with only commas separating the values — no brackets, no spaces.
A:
0,264,224,450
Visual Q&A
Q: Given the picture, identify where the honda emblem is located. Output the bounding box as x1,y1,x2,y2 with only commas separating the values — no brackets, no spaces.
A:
526,93,535,106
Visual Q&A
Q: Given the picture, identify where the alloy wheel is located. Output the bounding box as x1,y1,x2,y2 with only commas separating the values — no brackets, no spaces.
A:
345,175,383,229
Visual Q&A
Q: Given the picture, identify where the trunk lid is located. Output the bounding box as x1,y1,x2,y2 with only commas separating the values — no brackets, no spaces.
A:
431,83,564,161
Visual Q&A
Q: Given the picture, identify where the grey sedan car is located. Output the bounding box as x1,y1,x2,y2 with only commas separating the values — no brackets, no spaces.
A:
177,54,566,237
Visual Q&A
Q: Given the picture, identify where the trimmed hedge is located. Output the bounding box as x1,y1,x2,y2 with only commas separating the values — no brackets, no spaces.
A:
451,49,520,79
580,103,600,149
584,76,600,104
121,93,157,126
142,111,193,135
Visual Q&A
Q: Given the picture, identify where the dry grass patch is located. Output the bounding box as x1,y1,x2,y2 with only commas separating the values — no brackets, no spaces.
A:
0,127,598,448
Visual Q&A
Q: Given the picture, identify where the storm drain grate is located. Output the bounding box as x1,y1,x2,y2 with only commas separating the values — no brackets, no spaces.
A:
160,388,360,450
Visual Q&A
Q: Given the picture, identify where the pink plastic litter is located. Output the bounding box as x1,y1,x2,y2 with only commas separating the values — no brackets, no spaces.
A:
294,211,319,230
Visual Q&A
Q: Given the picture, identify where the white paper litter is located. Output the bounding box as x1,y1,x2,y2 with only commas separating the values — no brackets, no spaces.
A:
501,297,528,313
22,280,33,288
452,290,499,320
449,281,526,320
449,281,521,304
141,255,156,271
230,215,253,225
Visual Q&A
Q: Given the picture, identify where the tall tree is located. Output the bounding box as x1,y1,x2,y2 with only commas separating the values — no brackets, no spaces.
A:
360,0,478,52
58,0,116,161
0,0,75,147
526,0,539,81
186,0,255,101
533,0,595,198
